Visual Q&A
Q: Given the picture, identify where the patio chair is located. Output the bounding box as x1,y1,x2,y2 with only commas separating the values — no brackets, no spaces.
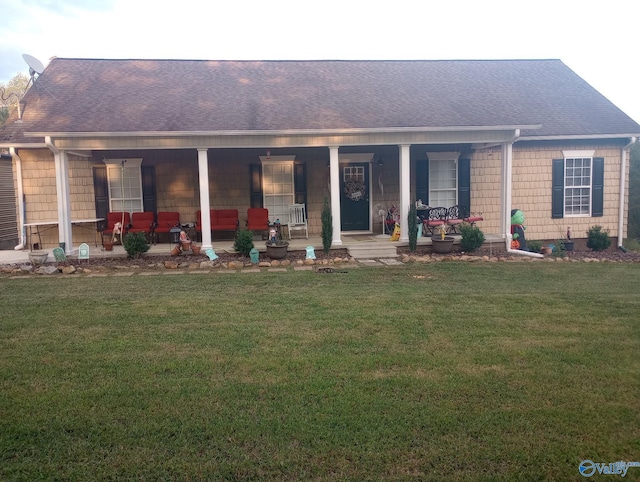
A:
128,211,156,242
423,207,447,236
155,212,181,242
102,212,130,244
246,208,269,236
287,204,308,239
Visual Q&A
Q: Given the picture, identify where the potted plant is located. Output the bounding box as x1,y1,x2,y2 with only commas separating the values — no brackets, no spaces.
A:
265,226,289,259
431,225,454,254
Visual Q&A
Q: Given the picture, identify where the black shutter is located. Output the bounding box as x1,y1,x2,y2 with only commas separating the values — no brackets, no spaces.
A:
93,165,109,224
457,158,471,216
415,159,429,205
249,164,263,208
294,162,307,205
551,159,564,219
141,166,156,216
591,157,604,217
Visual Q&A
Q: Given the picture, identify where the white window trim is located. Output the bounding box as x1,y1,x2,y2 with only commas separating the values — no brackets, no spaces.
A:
562,154,593,218
426,152,459,207
259,156,296,223
103,158,143,213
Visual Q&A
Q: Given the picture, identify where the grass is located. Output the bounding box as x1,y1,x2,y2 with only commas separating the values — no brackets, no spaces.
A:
1,262,639,481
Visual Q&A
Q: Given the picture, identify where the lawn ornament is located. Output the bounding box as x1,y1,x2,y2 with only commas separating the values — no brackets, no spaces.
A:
510,209,527,250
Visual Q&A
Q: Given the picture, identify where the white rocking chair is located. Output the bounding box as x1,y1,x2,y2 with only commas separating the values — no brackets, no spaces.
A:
288,204,308,239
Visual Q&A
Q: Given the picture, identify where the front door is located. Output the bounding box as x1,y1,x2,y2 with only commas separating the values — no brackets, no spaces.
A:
340,163,370,231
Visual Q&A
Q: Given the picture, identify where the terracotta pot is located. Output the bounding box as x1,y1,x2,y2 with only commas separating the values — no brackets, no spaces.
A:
431,236,454,254
541,246,553,255
191,245,201,255
103,242,114,252
181,242,191,252
171,245,182,256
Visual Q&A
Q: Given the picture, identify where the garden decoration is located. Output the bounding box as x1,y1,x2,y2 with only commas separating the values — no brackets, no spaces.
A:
205,248,219,260
306,246,316,259
510,209,527,250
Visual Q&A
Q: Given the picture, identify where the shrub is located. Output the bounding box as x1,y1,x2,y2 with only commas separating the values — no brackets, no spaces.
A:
321,196,333,254
459,223,485,252
408,203,418,252
527,239,543,253
586,225,611,251
122,232,150,258
234,228,254,256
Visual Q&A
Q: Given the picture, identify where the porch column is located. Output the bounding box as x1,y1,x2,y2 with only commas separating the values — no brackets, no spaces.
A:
329,146,342,245
501,141,513,249
398,144,411,242
197,148,213,250
54,149,72,254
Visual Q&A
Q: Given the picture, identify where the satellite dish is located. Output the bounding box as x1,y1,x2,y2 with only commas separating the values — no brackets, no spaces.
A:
22,54,45,76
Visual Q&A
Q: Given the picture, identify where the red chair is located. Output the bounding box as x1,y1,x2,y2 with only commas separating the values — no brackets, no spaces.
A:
155,212,181,242
246,208,269,235
128,212,156,242
102,212,130,244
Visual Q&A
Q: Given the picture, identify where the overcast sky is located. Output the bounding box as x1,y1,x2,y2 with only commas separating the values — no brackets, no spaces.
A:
2,0,639,125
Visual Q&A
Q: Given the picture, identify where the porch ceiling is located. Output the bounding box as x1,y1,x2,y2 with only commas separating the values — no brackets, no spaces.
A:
34,125,535,151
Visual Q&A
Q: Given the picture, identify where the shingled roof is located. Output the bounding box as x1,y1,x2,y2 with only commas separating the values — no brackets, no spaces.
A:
2,58,639,144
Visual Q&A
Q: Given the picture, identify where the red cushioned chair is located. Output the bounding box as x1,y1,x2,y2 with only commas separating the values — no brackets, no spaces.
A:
246,208,269,236
128,212,156,242
102,212,131,244
155,212,181,242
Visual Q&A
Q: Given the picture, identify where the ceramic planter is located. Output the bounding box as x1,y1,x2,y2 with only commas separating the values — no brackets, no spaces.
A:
28,251,48,265
266,242,289,259
431,236,454,254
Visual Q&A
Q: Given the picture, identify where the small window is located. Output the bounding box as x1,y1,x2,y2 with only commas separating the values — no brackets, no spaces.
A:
564,157,592,216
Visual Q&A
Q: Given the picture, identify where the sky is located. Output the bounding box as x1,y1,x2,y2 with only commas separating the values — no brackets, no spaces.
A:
2,0,639,125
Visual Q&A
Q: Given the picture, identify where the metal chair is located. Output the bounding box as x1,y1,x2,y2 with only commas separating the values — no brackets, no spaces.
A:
288,204,308,239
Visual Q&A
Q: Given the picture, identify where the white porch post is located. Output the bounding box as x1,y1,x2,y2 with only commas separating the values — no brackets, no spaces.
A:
329,146,342,246
399,144,411,242
197,148,213,250
54,149,72,254
501,141,513,249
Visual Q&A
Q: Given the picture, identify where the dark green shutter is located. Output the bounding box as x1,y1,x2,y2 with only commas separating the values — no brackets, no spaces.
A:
93,165,109,225
141,166,156,216
457,158,471,216
415,159,429,205
551,159,564,219
591,157,604,217
294,162,307,205
249,164,263,208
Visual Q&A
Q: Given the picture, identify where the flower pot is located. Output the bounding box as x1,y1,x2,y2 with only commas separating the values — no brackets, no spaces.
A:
563,241,574,252
191,245,201,255
171,245,182,256
181,241,191,252
541,246,553,255
266,242,289,259
103,242,114,252
431,236,454,254
28,251,48,265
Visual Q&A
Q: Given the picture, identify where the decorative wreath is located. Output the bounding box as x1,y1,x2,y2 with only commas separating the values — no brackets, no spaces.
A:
344,179,366,202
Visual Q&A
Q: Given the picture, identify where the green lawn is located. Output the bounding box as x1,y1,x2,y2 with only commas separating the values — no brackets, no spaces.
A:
1,262,639,481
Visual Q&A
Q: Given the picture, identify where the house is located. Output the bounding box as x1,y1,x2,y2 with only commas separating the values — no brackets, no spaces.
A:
1,58,638,254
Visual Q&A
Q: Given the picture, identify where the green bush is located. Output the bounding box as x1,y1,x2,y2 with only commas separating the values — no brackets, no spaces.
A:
122,232,150,258
407,203,418,252
586,225,611,251
527,239,543,253
459,223,485,252
234,228,254,256
321,196,333,254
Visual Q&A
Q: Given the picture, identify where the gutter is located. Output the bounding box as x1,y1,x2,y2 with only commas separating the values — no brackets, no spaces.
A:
9,147,26,250
618,137,637,250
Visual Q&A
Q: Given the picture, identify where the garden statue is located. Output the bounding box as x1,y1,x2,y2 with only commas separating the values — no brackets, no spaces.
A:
510,209,527,250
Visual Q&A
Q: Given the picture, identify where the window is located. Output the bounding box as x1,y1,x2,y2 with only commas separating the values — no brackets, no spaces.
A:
564,157,591,216
552,151,603,218
261,157,295,223
427,152,458,207
104,159,143,213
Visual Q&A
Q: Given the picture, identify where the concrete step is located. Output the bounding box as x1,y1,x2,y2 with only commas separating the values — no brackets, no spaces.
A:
347,243,398,259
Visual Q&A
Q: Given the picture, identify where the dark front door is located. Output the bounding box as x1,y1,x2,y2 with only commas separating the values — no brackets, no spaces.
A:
340,163,370,231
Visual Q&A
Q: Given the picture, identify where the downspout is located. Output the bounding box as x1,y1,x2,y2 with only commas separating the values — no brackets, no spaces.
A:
9,147,26,250
503,130,543,259
618,137,636,251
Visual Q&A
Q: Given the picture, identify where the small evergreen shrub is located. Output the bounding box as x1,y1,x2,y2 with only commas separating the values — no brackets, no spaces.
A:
123,232,150,258
527,239,543,253
408,203,418,252
459,223,485,252
321,196,333,254
586,225,611,251
234,228,254,256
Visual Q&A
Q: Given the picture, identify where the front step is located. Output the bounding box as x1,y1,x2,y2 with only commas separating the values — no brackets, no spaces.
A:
347,243,398,259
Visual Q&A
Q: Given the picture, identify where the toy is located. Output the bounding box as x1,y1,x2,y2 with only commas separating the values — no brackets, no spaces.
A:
510,209,527,250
